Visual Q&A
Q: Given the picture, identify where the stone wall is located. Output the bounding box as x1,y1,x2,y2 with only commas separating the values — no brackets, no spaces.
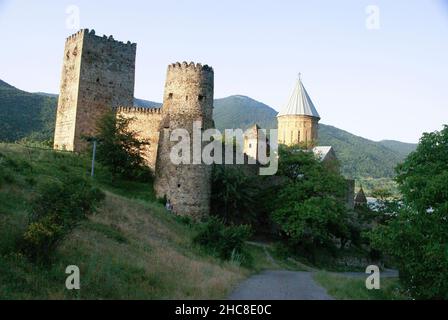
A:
53,30,84,151
154,62,214,219
115,107,163,170
54,29,136,152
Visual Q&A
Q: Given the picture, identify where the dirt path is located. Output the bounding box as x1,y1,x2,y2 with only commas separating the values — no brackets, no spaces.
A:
228,270,334,300
231,242,399,300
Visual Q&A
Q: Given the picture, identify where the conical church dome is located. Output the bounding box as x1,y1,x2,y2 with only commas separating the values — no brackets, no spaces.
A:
278,76,320,119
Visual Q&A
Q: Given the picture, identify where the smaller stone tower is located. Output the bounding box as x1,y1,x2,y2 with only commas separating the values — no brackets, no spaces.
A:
277,76,320,148
154,62,214,219
54,29,136,152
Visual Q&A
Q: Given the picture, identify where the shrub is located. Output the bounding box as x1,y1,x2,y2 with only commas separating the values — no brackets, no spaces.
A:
22,176,105,263
0,154,15,186
193,217,252,265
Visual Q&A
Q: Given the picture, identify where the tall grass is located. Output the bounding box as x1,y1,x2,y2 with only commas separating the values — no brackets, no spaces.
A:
314,272,409,300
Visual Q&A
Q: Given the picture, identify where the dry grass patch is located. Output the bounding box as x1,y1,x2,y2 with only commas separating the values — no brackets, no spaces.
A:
57,193,248,299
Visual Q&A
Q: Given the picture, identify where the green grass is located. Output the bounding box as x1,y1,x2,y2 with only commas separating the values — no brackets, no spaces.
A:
245,244,278,272
0,143,251,299
314,272,410,300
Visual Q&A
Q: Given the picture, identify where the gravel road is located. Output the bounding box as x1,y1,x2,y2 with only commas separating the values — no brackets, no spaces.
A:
228,270,334,300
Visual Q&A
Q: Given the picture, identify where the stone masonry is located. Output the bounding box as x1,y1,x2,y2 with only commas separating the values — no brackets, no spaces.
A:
277,114,319,147
154,62,214,219
54,29,136,152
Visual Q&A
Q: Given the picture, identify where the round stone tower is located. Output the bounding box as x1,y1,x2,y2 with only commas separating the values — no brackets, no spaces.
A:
277,76,320,148
154,62,214,219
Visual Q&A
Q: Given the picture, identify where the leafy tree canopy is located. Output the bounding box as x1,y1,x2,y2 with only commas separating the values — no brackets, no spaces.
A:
370,125,448,299
95,111,151,181
272,146,350,253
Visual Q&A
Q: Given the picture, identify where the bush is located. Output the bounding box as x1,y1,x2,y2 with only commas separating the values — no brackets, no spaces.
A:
22,176,105,263
0,154,16,186
193,217,252,265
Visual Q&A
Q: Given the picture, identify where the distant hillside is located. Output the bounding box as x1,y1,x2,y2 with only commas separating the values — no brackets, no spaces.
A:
318,124,409,178
0,80,416,178
378,140,417,158
33,93,162,109
214,95,277,131
133,98,162,108
0,80,56,142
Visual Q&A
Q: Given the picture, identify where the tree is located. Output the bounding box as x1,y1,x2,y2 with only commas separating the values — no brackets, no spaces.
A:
211,165,260,226
271,146,350,256
95,111,151,180
369,125,448,299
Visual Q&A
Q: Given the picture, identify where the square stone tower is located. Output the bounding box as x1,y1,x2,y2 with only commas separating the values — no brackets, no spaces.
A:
54,29,136,152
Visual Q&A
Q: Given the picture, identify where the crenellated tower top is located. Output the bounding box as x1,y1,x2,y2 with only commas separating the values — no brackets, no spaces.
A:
65,28,136,48
162,61,214,129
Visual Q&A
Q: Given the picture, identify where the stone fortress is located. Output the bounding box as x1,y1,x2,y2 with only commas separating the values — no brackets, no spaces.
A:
54,29,357,218
54,29,214,218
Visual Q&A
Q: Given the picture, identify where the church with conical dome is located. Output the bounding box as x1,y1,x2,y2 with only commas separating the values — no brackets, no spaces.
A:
277,75,321,147
275,75,356,209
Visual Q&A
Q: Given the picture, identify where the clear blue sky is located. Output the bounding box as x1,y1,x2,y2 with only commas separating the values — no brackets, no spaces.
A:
1,0,447,143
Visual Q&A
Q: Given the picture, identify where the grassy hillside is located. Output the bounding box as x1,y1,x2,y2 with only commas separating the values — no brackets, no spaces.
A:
0,143,250,299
